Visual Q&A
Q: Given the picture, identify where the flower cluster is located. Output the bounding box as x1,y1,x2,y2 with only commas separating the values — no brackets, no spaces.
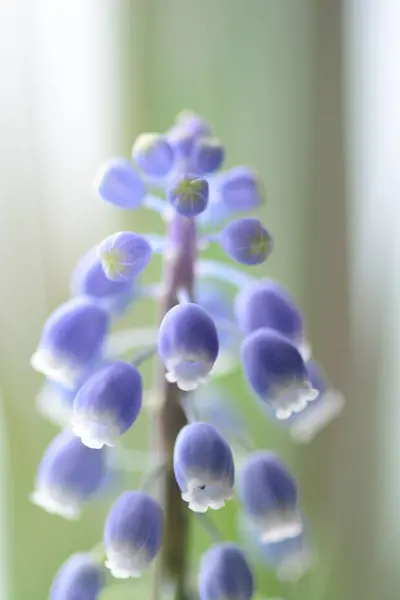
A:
30,111,344,599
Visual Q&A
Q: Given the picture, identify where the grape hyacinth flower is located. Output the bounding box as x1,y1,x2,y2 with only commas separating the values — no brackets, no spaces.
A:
234,279,304,343
220,218,273,265
31,298,109,389
238,512,313,582
218,166,265,211
104,491,163,579
30,111,343,599
174,422,234,513
132,132,175,178
31,431,107,519
198,543,254,600
97,231,152,283
260,533,313,582
71,248,135,315
72,360,142,449
94,158,146,209
238,452,302,543
167,175,209,217
241,328,318,419
50,553,104,600
158,303,219,391
192,136,225,175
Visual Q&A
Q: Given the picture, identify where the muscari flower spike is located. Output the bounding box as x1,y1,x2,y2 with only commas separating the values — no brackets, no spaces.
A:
173,422,234,513
94,158,146,209
234,279,305,347
71,248,135,315
50,553,104,600
158,303,219,391
220,217,273,266
198,543,254,600
72,360,142,449
218,166,265,212
30,297,109,389
241,328,318,420
238,451,302,543
283,360,345,443
132,132,175,178
97,231,152,283
104,490,163,579
31,431,108,519
167,175,209,217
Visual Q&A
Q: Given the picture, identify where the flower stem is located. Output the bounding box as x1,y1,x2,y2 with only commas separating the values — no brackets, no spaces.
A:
152,214,197,600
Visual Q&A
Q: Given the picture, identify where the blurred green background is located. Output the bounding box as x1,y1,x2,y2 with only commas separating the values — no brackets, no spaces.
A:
1,1,399,599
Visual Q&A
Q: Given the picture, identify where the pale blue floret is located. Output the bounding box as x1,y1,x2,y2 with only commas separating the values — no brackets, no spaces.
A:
220,217,273,266
167,175,209,217
104,491,163,579
132,132,175,178
94,158,146,209
72,361,142,449
238,452,303,543
50,553,104,600
30,297,109,389
174,422,234,513
30,431,108,519
158,303,219,391
198,543,254,600
241,328,317,420
97,231,152,283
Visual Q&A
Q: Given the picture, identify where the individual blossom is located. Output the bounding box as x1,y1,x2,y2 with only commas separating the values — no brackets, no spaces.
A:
234,279,305,345
198,543,254,600
173,422,234,513
241,328,317,419
72,360,142,449
167,175,209,217
217,166,265,212
284,361,345,443
71,248,135,315
260,533,313,582
220,217,273,265
132,132,175,178
104,491,163,579
158,303,219,391
50,553,104,600
192,136,225,175
30,298,109,389
30,431,107,519
94,158,146,209
238,512,313,582
238,452,302,543
97,231,152,283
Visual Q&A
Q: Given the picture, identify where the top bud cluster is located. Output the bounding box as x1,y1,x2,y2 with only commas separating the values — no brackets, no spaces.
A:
30,111,344,600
